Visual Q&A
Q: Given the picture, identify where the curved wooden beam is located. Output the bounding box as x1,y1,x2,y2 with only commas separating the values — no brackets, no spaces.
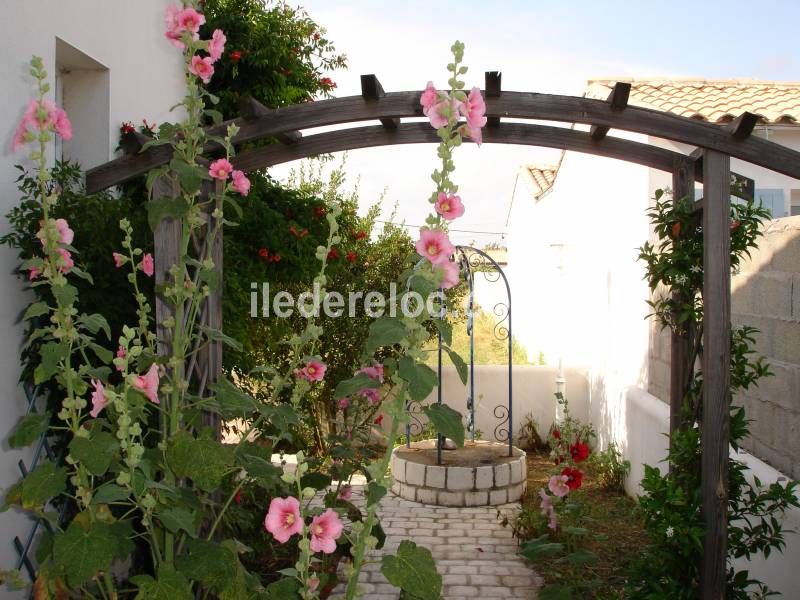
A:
86,90,800,192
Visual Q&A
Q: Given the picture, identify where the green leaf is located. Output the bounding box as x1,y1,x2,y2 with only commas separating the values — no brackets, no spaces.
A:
300,472,332,491
381,540,442,600
366,316,407,353
69,432,119,476
21,462,67,508
235,443,283,490
166,432,235,492
78,313,111,339
53,520,119,588
201,326,243,352
334,372,380,399
91,484,131,505
8,413,49,448
366,482,387,506
175,539,238,592
258,404,299,441
204,109,224,125
209,378,257,420
146,195,189,231
131,566,193,600
157,507,197,537
23,301,50,321
423,404,464,447
444,346,468,385
520,540,565,561
52,283,78,307
264,578,299,599
89,342,113,364
399,357,437,401
170,158,210,195
433,318,453,346
564,549,597,567
34,342,69,384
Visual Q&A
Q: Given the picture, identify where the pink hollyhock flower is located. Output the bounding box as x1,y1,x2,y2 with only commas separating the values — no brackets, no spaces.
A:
548,474,570,498
116,346,126,372
189,55,215,84
264,496,303,543
89,379,109,418
309,508,343,554
112,252,125,268
434,192,465,220
307,577,320,592
164,5,186,48
51,107,72,140
358,363,384,383
231,170,251,196
420,81,438,115
437,260,460,289
208,158,233,180
134,363,160,405
56,248,74,273
141,253,154,277
28,267,41,281
359,387,380,405
176,7,205,34
460,87,487,131
539,490,558,530
415,228,454,266
295,359,326,382
54,219,74,245
427,98,460,129
208,29,226,62
338,485,353,501
338,397,350,410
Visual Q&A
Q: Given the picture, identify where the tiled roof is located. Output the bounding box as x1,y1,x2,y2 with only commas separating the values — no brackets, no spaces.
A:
586,79,800,124
524,164,560,199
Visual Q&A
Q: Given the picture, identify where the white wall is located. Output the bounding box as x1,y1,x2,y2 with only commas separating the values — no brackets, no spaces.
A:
0,1,183,591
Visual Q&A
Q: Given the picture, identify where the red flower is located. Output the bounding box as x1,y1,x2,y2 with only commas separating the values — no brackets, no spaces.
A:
313,206,326,219
230,50,242,62
258,247,270,260
552,428,561,440
561,467,583,490
313,32,321,41
730,219,741,231
327,247,339,260
234,490,243,505
272,254,281,263
289,226,309,239
671,222,681,238
373,414,384,426
320,77,337,89
354,230,367,240
569,442,590,463
121,122,135,134
346,251,357,264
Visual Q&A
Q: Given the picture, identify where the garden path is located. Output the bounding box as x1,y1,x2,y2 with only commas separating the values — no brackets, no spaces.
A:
329,475,541,599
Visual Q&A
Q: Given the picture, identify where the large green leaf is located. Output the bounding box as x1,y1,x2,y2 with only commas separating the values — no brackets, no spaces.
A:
146,195,189,231
34,342,69,384
92,484,131,505
157,507,197,537
170,158,210,195
444,346,468,385
366,316,407,353
175,539,238,591
131,566,193,600
423,404,465,447
398,357,437,401
23,301,50,321
8,413,49,448
69,431,119,476
209,378,258,420
53,520,119,588
235,442,282,489
258,404,300,441
78,313,111,339
52,283,78,308
381,540,442,600
333,373,380,399
166,432,235,492
21,462,67,508
264,578,299,599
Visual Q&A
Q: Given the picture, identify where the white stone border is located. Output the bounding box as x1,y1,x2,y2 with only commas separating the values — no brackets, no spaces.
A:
390,443,527,506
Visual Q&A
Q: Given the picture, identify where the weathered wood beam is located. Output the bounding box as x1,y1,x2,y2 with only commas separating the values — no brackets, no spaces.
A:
153,177,181,359
85,90,800,192
700,149,731,600
590,82,631,140
485,72,502,127
360,75,399,129
239,95,301,144
727,111,758,140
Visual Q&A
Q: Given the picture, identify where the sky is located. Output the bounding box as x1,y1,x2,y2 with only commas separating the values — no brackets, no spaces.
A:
270,0,800,247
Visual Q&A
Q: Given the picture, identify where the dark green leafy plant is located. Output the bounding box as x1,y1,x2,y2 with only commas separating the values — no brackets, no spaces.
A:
586,443,630,493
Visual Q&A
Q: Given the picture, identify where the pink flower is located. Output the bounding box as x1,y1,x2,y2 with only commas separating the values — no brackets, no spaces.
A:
264,496,303,544
358,388,380,405
54,219,74,245
133,363,160,405
460,87,487,131
89,379,108,418
307,577,320,592
539,489,558,530
51,107,72,140
427,98,460,129
189,55,215,84
164,5,187,48
338,397,350,410
295,359,326,382
231,170,251,196
548,474,570,498
208,29,226,62
309,508,343,554
420,81,438,115
28,267,41,281
208,158,233,180
338,485,353,501
434,192,465,220
415,228,454,266
175,7,205,34
115,346,126,372
358,363,384,382
437,260,460,289
112,252,125,268
56,248,74,273
140,253,154,277
12,100,71,152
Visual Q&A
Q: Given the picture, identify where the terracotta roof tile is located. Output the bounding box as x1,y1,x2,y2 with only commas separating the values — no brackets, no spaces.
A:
586,79,800,124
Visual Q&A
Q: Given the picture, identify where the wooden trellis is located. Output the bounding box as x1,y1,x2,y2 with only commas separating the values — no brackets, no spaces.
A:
84,72,800,599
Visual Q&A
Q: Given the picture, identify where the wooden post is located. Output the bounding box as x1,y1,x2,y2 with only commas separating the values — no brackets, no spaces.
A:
700,148,731,599
153,176,181,358
669,156,694,445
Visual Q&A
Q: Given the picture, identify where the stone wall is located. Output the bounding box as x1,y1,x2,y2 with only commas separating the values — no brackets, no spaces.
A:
647,216,800,479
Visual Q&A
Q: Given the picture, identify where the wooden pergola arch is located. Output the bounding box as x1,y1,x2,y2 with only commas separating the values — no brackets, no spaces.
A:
86,72,800,599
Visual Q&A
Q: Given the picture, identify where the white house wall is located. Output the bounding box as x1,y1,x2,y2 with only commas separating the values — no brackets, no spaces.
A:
0,1,183,591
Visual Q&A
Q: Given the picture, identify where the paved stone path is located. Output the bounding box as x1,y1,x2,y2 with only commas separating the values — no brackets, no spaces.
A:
329,477,540,599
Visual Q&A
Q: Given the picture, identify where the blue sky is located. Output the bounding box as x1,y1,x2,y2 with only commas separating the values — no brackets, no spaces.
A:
271,0,800,246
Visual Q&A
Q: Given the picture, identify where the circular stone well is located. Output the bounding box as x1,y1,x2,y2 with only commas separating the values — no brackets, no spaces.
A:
390,439,527,506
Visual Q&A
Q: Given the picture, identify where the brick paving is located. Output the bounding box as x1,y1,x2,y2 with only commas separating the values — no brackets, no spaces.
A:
329,476,540,599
